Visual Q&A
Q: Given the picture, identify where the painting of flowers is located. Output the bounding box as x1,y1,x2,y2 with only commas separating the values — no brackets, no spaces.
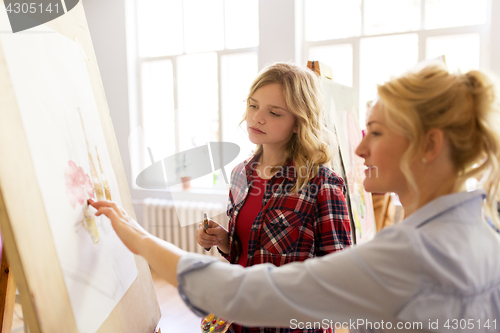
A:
65,160,95,208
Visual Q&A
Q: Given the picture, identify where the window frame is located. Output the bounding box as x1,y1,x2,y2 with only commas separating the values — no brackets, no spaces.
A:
133,0,258,195
136,47,258,152
301,0,492,124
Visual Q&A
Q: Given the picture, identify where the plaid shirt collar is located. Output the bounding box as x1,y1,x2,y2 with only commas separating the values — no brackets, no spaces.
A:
241,155,296,183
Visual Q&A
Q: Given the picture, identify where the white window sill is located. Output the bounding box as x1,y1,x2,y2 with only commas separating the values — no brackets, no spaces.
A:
131,184,229,206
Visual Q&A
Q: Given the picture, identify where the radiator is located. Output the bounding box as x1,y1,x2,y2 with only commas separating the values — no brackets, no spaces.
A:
142,198,226,257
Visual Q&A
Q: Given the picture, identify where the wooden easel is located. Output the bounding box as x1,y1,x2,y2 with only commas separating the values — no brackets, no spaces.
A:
308,61,394,236
0,241,162,333
0,242,16,333
0,175,164,333
307,61,358,244
307,60,333,80
0,263,161,333
0,0,162,331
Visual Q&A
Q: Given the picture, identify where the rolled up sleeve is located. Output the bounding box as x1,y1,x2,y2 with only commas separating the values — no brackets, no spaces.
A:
314,176,352,256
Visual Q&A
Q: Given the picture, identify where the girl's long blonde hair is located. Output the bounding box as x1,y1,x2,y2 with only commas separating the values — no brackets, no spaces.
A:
242,62,331,192
377,64,500,228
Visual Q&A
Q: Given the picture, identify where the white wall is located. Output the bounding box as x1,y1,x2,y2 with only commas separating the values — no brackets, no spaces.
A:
83,0,146,217
83,0,134,196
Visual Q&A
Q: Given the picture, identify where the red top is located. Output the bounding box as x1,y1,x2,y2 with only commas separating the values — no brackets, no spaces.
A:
233,171,266,333
235,170,267,267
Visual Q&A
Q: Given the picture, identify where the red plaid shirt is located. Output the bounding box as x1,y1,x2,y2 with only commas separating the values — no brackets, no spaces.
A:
222,156,352,333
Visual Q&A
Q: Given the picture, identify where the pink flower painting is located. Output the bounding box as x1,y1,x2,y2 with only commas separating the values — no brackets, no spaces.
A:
65,160,95,208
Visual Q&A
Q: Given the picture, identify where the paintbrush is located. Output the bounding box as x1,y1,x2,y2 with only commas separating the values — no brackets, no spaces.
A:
203,213,211,251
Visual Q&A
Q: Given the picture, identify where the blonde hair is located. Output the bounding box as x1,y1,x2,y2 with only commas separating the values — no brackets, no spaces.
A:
242,62,331,192
377,64,500,228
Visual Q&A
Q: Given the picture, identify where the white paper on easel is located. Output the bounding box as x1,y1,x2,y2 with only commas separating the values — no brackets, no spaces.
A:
0,24,137,333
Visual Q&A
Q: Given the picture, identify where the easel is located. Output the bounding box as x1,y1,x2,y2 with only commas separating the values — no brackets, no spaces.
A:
0,247,161,333
0,173,163,333
0,241,17,333
0,0,162,331
307,60,358,244
0,232,163,333
307,60,333,80
307,60,379,244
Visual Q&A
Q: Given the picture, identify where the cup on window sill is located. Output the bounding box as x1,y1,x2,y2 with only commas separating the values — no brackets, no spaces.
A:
181,176,191,190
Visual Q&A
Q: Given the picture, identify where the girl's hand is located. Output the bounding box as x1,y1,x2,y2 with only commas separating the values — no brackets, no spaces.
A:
196,219,230,254
88,199,150,255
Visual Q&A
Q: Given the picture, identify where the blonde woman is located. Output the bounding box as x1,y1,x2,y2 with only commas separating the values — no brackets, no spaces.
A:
195,62,352,333
89,64,500,332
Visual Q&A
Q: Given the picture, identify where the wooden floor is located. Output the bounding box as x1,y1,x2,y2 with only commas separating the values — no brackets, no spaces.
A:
151,269,202,332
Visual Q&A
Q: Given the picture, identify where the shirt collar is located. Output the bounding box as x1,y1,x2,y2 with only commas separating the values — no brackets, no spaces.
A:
242,155,296,182
401,189,486,228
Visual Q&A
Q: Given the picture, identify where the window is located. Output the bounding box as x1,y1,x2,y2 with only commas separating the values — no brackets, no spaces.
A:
303,0,489,127
135,0,258,190
133,0,490,192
